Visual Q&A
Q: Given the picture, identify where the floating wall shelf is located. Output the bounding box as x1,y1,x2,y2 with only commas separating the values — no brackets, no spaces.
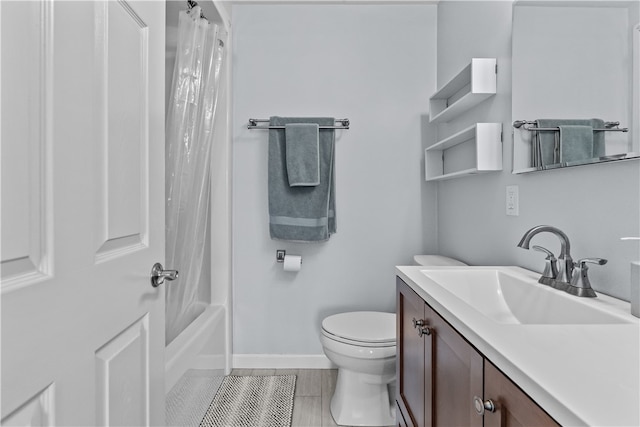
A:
425,123,502,181
429,58,497,123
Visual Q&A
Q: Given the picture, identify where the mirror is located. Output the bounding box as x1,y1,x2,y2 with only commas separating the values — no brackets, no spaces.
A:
512,1,640,173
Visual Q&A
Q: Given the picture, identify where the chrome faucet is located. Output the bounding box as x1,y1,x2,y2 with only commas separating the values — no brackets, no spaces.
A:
517,225,574,291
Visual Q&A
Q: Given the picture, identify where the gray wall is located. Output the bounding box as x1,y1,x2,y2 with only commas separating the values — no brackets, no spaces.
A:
434,1,640,300
232,4,438,354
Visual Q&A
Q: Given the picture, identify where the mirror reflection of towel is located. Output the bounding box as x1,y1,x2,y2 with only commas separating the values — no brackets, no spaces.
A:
535,119,605,166
559,125,593,163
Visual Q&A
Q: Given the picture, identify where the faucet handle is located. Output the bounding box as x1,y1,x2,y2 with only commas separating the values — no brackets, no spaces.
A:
566,258,608,298
532,245,555,258
576,258,608,267
532,245,558,285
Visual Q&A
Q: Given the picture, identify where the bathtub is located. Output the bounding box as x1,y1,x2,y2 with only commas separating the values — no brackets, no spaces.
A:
165,304,228,393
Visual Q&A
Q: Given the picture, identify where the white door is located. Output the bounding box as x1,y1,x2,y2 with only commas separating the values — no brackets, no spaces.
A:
1,1,166,425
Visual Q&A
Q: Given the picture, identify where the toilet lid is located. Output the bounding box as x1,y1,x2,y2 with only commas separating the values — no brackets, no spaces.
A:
322,311,396,344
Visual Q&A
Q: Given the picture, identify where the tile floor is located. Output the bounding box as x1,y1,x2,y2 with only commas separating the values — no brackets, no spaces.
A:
166,369,224,426
167,368,393,427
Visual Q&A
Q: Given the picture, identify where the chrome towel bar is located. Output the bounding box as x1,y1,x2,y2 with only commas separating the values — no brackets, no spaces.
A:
513,120,628,132
248,118,350,130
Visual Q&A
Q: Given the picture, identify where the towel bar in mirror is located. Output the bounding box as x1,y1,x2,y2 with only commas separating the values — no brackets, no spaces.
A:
511,1,639,173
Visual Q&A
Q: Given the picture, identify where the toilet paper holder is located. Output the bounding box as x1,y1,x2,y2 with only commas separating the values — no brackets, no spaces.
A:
276,249,302,264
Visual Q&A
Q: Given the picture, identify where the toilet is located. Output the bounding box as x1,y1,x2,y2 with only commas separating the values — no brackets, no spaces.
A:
320,255,467,426
320,311,396,426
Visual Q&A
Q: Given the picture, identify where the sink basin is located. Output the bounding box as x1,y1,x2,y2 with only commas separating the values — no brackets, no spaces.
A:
420,268,632,325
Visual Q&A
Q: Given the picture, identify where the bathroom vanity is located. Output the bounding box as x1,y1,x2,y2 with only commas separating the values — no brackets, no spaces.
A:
395,266,640,427
396,278,557,426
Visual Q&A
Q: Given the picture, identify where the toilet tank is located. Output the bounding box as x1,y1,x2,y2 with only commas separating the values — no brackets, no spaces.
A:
413,255,467,266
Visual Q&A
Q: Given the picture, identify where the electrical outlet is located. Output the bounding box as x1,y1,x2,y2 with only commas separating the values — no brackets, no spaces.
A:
506,185,519,216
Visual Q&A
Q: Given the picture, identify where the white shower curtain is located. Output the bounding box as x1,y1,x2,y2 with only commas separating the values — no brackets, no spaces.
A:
165,6,225,345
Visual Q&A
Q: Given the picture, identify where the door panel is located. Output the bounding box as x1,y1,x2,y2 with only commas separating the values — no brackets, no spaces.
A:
95,0,149,260
0,384,55,427
95,315,149,427
0,0,53,287
1,1,165,425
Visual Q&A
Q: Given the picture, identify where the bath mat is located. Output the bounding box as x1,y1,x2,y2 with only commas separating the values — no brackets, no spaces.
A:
200,375,296,427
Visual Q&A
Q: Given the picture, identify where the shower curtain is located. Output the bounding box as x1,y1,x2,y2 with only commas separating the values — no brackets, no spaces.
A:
165,6,226,345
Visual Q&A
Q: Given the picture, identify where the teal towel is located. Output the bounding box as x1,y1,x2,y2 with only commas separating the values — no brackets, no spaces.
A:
268,117,336,242
559,125,593,163
285,123,320,186
535,119,604,166
590,118,605,158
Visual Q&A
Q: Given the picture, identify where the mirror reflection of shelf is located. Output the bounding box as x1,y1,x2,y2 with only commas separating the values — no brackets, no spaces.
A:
429,58,497,123
425,123,502,181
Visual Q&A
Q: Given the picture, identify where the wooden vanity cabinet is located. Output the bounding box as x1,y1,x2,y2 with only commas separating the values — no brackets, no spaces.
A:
396,277,559,427
396,402,409,427
397,277,428,427
483,361,560,427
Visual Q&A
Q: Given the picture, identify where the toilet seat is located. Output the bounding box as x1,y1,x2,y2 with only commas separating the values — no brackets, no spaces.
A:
321,329,396,348
321,311,395,347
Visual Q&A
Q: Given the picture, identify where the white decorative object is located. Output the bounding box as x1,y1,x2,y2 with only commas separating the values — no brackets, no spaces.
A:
621,237,640,318
425,123,502,181
429,58,497,123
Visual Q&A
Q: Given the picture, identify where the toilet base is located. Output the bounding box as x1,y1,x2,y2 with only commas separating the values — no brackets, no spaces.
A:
330,368,395,426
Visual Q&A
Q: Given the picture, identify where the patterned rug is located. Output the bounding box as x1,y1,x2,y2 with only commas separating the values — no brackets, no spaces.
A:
200,375,297,427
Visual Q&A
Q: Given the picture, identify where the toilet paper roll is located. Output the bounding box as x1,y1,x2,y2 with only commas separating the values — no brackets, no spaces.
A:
283,255,302,272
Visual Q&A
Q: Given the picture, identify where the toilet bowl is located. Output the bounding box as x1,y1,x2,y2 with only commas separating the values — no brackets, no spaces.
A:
320,311,396,426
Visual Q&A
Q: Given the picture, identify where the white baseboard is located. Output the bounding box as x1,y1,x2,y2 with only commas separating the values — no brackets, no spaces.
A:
232,354,335,369
193,354,227,371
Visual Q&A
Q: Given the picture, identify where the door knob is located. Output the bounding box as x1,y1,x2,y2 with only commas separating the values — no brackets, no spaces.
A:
150,262,179,287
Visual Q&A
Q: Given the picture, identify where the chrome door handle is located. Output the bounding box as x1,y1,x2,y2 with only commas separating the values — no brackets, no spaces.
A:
150,262,179,287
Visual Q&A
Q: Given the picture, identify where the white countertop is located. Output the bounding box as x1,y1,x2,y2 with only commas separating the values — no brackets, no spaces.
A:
396,265,640,427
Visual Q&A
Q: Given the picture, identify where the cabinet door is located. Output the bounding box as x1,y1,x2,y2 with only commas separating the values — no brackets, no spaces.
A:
428,304,484,427
484,361,560,427
396,278,430,427
396,402,409,427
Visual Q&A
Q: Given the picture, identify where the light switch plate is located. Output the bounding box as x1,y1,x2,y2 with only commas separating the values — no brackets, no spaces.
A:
506,185,519,216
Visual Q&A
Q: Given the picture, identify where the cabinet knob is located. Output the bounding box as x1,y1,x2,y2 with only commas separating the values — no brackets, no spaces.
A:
412,317,425,328
418,326,431,337
473,396,496,415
